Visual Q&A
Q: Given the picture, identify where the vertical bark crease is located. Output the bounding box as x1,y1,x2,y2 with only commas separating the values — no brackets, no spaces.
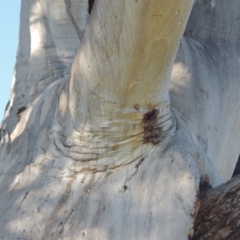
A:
64,0,84,40
42,16,67,71
88,0,95,14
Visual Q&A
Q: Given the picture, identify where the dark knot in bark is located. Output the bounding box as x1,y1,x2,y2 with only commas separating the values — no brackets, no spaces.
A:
143,108,162,145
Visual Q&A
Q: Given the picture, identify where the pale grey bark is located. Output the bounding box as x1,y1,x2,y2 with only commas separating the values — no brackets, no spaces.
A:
0,0,240,239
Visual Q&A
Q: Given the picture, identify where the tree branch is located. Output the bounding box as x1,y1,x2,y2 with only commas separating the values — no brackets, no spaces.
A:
67,0,194,166
193,175,240,240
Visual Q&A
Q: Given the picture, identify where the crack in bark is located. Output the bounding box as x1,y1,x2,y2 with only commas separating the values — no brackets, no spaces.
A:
57,208,74,238
121,157,145,192
20,192,29,204
88,0,95,14
43,180,74,239
64,0,84,40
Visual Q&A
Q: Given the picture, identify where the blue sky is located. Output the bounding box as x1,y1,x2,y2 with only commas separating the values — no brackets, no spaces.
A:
0,2,21,121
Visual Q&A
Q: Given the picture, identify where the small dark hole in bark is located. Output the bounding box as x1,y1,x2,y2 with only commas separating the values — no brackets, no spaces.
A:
123,185,128,192
16,106,27,116
199,177,212,192
88,0,95,14
134,104,140,111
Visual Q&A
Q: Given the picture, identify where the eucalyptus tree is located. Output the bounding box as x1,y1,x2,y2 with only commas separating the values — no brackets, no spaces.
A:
0,0,240,239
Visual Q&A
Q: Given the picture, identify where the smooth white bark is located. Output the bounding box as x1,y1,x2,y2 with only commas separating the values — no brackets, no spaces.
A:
0,1,240,239
171,0,240,181
68,0,194,168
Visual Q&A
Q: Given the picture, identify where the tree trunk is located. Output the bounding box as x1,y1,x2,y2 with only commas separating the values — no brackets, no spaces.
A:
0,0,240,239
193,175,240,240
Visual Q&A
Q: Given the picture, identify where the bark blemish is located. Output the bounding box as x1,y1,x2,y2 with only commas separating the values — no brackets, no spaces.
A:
200,176,212,192
135,158,144,169
112,145,119,151
121,158,146,192
20,192,29,204
134,104,140,111
143,108,161,145
16,106,27,117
